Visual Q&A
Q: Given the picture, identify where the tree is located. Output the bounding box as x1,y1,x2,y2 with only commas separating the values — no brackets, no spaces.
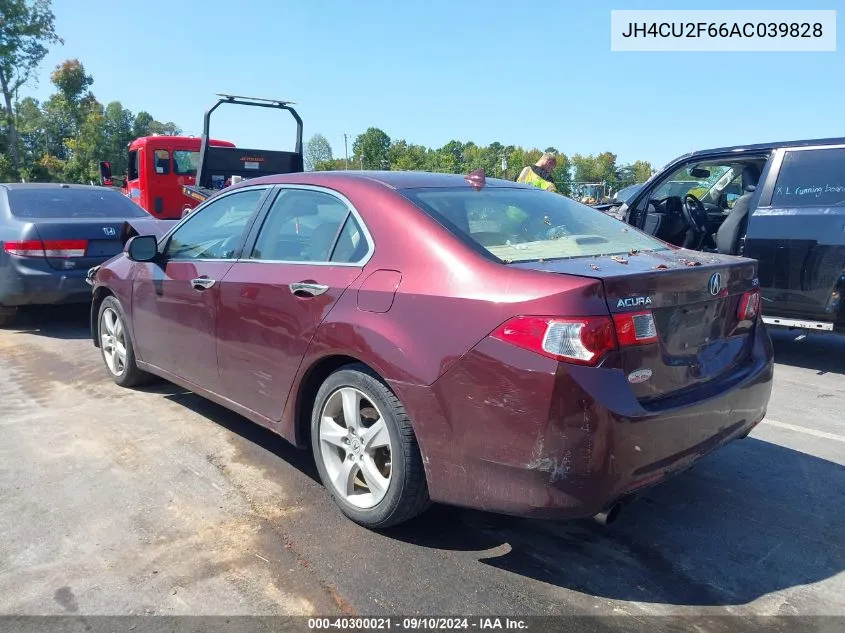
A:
63,100,105,183
304,133,333,171
50,58,92,105
631,160,653,183
571,152,617,183
0,0,62,173
15,96,45,160
550,153,572,194
101,101,135,176
131,111,180,137
148,120,181,135
352,127,390,169
132,111,155,138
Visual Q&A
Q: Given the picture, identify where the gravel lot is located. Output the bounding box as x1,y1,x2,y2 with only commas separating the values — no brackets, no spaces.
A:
1,305,843,628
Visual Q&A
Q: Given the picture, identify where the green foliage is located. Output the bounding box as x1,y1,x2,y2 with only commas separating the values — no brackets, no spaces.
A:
0,0,63,172
307,132,652,201
631,160,654,183
352,127,391,169
1,53,181,183
50,58,92,104
304,133,333,171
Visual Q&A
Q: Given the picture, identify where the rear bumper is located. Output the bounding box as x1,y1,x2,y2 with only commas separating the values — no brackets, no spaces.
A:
0,258,93,307
397,324,774,520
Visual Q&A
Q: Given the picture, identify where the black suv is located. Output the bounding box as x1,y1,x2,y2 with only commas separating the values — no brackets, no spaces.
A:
621,138,845,335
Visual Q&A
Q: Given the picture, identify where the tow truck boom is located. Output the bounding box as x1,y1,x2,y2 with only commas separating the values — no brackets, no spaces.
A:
181,94,304,207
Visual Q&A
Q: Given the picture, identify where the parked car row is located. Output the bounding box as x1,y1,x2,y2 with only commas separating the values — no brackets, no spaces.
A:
3,135,839,531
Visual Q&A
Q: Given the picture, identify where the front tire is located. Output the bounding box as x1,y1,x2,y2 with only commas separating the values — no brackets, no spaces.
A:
98,296,153,388
311,364,430,529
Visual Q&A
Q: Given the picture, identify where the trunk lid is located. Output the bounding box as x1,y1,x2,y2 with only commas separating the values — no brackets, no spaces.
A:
21,219,128,271
510,248,760,404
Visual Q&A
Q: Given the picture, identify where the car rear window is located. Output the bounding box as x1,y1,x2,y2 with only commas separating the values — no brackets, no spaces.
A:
400,186,668,263
7,188,148,219
770,148,845,208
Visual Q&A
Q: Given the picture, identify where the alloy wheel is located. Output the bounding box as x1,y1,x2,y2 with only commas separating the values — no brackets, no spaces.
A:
318,387,393,509
100,307,127,377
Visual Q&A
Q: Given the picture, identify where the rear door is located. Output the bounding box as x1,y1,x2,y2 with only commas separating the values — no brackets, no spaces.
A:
131,186,271,392
744,145,845,329
216,186,372,421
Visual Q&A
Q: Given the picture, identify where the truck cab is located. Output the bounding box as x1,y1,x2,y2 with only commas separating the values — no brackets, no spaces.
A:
100,94,304,218
621,138,845,335
121,135,236,219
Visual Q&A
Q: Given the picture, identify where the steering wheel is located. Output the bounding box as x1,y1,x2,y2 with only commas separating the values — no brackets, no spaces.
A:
682,193,708,233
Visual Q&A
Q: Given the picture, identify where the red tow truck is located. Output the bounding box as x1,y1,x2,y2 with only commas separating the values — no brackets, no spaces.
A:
99,94,304,219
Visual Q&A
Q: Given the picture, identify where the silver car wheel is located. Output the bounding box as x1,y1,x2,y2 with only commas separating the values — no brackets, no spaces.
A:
100,307,127,377
318,387,393,509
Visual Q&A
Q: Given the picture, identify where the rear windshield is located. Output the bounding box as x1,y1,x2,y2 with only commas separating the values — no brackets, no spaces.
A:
401,186,668,262
7,188,148,219
770,148,845,208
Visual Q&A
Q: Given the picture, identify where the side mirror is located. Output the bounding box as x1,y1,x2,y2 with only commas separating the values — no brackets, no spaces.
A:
126,235,159,262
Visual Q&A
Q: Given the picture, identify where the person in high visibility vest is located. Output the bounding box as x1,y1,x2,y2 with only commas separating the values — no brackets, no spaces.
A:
516,152,558,192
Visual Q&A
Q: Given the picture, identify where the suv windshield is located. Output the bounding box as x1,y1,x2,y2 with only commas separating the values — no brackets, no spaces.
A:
7,188,148,219
652,164,737,203
401,186,668,263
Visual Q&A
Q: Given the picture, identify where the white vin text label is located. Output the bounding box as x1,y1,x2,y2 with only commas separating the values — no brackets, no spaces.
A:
611,10,836,52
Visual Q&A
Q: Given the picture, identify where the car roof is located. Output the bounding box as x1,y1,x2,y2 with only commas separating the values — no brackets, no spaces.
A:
680,136,845,160
0,183,115,192
233,170,536,191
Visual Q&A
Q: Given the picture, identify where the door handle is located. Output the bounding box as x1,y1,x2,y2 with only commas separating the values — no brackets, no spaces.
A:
191,277,216,291
289,282,329,297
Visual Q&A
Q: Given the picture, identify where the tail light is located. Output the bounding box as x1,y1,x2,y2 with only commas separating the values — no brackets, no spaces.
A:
738,289,761,320
4,239,88,258
491,316,617,366
612,310,658,346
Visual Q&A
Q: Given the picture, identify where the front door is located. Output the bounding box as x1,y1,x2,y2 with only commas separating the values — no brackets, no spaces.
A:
216,187,372,421
131,186,270,392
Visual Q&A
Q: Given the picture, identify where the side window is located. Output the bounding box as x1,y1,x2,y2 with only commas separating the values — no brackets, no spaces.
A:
173,150,198,176
250,189,370,263
164,188,266,260
128,150,139,181
153,149,170,175
770,148,845,208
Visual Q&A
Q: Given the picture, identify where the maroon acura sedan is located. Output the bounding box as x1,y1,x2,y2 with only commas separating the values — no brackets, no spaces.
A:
88,170,774,528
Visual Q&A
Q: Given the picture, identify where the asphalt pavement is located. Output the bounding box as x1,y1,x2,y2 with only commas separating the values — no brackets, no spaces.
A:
0,305,843,628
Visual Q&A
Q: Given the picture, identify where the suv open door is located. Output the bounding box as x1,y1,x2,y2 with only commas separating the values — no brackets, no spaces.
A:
182,94,304,207
621,138,845,336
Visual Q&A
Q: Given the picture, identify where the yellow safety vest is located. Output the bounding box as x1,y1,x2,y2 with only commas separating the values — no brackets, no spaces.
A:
517,166,557,192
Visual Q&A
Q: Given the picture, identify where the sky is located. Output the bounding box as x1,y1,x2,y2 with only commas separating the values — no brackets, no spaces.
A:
23,0,844,169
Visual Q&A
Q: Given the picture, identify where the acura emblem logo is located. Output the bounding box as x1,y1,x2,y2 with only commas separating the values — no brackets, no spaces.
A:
103,227,116,236
709,272,722,296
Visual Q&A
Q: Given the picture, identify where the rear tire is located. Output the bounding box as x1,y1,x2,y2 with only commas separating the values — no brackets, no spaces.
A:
0,307,17,328
97,296,153,388
311,364,430,529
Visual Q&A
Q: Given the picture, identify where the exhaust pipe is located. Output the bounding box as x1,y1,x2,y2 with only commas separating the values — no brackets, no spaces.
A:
593,503,622,526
